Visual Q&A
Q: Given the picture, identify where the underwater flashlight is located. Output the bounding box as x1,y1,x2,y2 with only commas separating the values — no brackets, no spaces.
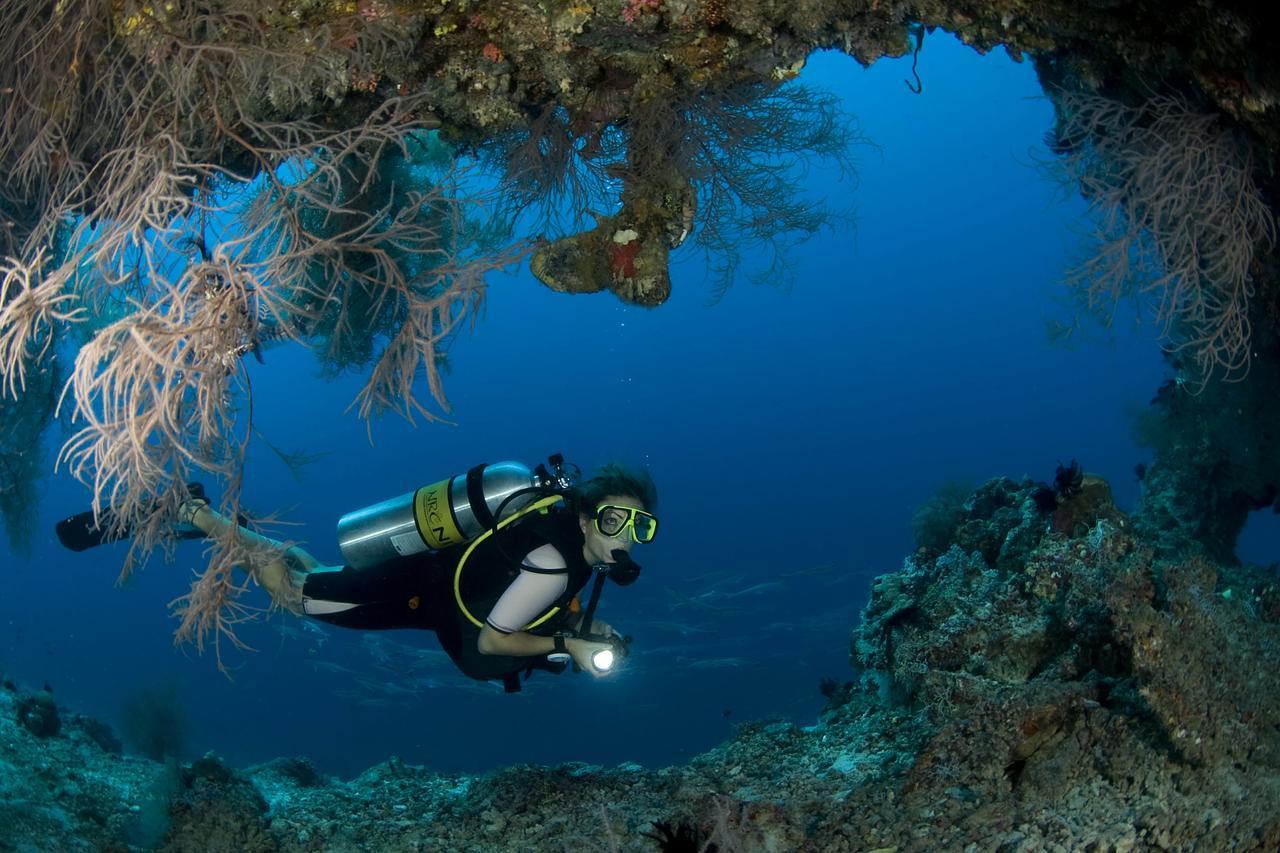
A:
591,648,616,673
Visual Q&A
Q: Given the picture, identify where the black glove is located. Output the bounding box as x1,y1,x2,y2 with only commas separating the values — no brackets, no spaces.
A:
607,549,642,586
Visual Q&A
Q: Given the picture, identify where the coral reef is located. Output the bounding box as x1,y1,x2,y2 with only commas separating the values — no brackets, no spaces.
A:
15,685,60,739
1131,340,1280,564
3,476,1278,849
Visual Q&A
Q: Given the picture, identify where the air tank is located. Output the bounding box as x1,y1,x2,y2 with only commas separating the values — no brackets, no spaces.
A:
336,461,545,569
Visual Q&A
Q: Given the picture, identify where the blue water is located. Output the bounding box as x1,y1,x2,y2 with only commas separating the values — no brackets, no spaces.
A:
3,35,1276,778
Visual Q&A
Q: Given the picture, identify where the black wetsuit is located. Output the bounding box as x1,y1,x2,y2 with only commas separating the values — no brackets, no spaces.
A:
301,510,594,688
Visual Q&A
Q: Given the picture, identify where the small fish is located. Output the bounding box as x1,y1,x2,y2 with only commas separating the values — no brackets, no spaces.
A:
685,570,745,586
722,582,784,598
356,678,423,697
664,588,743,613
636,620,714,635
678,657,752,670
308,660,356,675
644,644,696,656
780,563,837,578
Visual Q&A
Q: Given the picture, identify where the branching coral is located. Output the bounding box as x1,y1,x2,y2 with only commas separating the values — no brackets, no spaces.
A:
1050,89,1277,382
508,77,864,304
0,250,84,398
0,1,521,663
56,264,260,564
631,78,862,302
621,79,850,298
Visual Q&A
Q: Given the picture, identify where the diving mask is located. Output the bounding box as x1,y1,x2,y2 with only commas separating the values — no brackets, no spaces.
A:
594,504,658,543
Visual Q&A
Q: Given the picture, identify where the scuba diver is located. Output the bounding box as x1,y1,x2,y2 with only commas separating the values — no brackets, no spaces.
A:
58,455,658,693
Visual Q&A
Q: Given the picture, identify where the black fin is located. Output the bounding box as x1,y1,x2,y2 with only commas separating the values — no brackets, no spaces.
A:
56,508,211,551
55,509,122,552
55,483,215,552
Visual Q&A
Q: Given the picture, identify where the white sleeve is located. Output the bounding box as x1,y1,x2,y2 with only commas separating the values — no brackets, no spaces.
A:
484,544,569,634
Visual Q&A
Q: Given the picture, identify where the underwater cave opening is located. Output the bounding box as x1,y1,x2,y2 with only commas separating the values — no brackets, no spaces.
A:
9,32,1273,780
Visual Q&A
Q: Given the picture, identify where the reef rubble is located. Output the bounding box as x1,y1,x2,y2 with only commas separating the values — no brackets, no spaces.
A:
3,475,1278,851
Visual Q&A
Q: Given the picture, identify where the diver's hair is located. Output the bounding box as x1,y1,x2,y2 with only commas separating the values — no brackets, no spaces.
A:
571,463,658,515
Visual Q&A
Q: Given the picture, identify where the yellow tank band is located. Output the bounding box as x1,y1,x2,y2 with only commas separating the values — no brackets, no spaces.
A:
415,479,464,549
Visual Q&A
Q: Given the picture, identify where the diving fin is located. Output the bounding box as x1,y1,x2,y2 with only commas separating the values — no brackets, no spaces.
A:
55,508,211,551
55,483,218,552
56,508,127,552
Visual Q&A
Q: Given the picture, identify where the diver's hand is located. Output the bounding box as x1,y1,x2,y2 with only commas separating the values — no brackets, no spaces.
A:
566,637,616,677
580,617,614,638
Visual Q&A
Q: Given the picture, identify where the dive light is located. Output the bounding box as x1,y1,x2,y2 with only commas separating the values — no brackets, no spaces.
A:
548,632,631,674
586,633,632,674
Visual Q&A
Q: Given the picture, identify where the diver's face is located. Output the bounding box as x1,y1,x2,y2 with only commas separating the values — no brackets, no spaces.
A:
580,494,645,564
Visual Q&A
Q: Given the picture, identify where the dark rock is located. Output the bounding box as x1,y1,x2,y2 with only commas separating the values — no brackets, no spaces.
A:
72,713,124,755
165,753,274,853
16,689,60,738
257,756,328,788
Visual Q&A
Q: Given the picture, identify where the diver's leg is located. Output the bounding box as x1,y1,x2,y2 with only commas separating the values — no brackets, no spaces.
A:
297,559,446,632
181,500,327,613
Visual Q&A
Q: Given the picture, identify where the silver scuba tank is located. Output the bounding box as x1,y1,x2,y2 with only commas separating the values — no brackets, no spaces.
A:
336,459,568,569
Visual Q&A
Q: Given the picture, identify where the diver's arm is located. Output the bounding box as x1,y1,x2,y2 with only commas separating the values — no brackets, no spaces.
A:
477,543,614,673
477,626,556,656
477,544,568,653
476,567,570,656
478,626,614,676
186,503,323,613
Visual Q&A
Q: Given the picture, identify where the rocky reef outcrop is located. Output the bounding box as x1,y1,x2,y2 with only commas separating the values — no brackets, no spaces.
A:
846,475,1280,849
